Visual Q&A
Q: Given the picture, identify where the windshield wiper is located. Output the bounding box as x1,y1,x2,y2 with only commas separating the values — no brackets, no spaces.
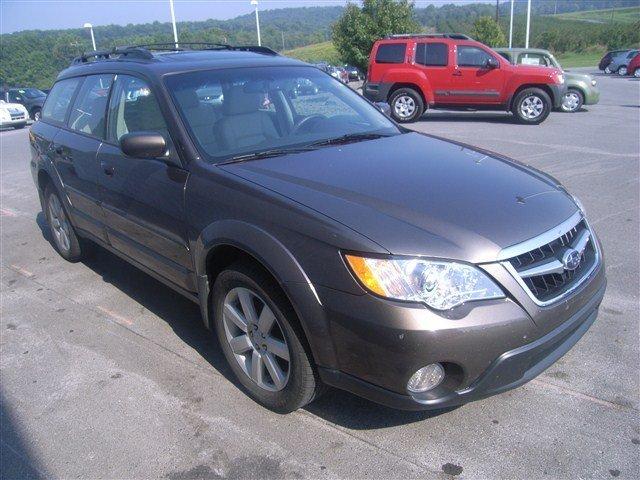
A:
219,146,316,165
308,132,392,148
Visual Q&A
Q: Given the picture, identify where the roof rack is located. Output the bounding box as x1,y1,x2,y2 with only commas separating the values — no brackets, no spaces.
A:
70,43,278,66
384,33,472,40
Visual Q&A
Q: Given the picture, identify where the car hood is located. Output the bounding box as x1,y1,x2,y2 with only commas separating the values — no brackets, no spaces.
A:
0,102,26,111
564,71,594,83
222,132,578,263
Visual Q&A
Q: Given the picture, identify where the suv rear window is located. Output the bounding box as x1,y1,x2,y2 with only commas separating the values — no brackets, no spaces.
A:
375,43,406,64
415,43,448,66
42,78,81,124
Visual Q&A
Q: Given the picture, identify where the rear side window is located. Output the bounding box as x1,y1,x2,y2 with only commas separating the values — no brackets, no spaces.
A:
375,43,406,64
42,78,81,124
415,42,448,66
68,74,114,138
456,46,495,67
107,75,168,143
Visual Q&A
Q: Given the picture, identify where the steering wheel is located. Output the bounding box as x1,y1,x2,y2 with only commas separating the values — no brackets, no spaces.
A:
292,114,326,135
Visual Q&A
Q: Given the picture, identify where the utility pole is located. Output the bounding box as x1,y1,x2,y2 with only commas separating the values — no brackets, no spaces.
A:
281,31,285,51
169,0,179,49
509,0,514,48
495,0,499,23
525,0,531,49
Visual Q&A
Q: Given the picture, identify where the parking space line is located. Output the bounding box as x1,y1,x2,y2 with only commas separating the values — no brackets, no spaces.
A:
96,306,134,326
8,264,34,278
0,207,17,217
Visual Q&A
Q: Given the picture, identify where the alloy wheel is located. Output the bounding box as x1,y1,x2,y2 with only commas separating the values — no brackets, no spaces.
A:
561,92,580,112
604,66,612,74
394,95,416,119
618,66,628,76
48,194,71,253
520,95,544,119
34,110,41,121
222,287,291,391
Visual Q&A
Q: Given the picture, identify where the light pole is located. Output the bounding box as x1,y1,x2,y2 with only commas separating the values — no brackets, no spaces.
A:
525,0,531,49
169,0,179,49
83,23,96,51
251,0,261,47
509,0,514,48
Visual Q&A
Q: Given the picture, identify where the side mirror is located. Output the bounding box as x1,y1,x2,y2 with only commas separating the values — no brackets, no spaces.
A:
485,58,499,69
120,131,167,159
374,102,391,116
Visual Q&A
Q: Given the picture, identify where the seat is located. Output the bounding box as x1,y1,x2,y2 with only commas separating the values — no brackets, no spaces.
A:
216,87,279,151
174,90,219,151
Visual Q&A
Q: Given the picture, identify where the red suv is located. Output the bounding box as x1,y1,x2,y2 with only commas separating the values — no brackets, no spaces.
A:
364,34,566,124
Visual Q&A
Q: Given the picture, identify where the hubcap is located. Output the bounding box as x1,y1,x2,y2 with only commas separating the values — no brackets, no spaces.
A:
222,287,291,392
618,66,627,76
635,69,640,78
48,194,71,252
34,111,41,121
605,67,612,74
562,92,580,112
520,95,544,119
394,95,416,119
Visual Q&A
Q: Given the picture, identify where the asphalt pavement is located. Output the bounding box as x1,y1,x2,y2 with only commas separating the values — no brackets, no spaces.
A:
1,69,638,479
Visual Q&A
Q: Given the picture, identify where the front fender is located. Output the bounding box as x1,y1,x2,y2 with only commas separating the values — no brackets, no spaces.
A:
194,220,338,369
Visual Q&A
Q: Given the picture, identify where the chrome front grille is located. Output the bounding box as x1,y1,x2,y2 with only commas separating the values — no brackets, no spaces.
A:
501,214,598,305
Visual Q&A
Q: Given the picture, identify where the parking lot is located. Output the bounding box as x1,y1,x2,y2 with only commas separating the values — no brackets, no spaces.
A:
1,69,638,479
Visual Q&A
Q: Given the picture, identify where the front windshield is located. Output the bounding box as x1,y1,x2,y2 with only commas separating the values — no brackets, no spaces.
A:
165,66,400,163
19,88,46,98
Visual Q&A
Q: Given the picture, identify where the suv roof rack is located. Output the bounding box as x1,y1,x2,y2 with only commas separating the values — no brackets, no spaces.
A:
384,33,472,40
71,43,278,66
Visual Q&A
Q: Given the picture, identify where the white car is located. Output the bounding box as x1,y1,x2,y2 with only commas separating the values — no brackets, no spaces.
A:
0,100,29,129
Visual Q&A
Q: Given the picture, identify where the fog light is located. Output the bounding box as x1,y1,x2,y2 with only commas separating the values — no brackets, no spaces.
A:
407,363,445,393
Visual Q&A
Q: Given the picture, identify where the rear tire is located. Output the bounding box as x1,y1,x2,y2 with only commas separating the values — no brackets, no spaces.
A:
389,88,424,123
44,184,84,262
560,88,584,113
617,66,628,76
604,66,612,74
512,88,551,124
212,261,323,413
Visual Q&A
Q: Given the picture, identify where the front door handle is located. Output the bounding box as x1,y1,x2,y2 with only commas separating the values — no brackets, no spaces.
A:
452,70,462,76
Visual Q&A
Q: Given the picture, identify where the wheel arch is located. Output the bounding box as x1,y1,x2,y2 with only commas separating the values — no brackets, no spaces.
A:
194,220,337,368
509,83,554,110
387,82,428,106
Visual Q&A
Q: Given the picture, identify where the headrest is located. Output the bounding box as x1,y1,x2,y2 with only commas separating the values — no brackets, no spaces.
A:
174,89,200,109
222,86,261,116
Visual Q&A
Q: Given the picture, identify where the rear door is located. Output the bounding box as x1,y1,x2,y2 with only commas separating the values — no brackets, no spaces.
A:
414,41,453,104
450,44,505,105
53,74,114,241
96,74,193,291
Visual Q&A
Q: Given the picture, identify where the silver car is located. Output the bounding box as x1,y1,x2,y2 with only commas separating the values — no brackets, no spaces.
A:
604,49,639,75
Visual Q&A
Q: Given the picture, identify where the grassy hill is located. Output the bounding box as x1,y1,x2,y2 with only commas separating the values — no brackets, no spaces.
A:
283,41,340,65
554,6,640,24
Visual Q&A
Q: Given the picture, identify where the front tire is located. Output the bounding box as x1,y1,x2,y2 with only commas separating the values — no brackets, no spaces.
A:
634,69,640,78
560,88,584,113
389,88,424,123
618,66,628,76
31,108,41,121
212,261,322,413
512,88,551,124
44,185,84,262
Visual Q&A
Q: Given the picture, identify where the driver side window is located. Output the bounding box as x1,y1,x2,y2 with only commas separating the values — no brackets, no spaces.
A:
457,46,495,68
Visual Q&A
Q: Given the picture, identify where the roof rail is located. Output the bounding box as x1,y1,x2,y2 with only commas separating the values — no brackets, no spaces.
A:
384,33,472,40
70,43,279,66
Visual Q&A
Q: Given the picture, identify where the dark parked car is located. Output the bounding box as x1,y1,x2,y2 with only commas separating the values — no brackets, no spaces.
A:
4,87,47,120
30,44,606,413
344,65,363,81
598,49,630,71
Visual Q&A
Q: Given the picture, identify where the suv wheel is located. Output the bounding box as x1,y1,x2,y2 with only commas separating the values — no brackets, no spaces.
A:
512,88,551,124
32,108,41,121
635,69,640,78
560,88,584,113
389,88,424,123
44,185,84,261
604,66,612,74
212,261,322,412
618,66,628,76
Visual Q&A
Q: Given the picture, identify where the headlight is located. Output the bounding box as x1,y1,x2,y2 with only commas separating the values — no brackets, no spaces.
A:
572,194,586,214
344,254,504,310
591,79,597,86
556,73,565,84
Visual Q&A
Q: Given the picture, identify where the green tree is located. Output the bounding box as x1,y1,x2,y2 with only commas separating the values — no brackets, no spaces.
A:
471,16,506,47
332,0,420,71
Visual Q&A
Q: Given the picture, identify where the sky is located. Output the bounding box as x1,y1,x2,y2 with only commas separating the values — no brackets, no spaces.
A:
0,0,494,34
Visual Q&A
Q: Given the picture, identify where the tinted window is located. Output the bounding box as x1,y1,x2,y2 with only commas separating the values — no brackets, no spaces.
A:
375,43,406,64
68,74,114,138
42,78,81,124
457,46,495,67
415,43,448,66
8,91,21,102
107,75,168,143
498,51,512,62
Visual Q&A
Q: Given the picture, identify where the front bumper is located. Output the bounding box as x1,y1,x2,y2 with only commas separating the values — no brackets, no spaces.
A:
0,116,27,128
315,255,606,410
583,86,600,105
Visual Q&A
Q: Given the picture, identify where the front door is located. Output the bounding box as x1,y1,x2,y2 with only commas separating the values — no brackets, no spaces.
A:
450,45,505,105
97,74,193,291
